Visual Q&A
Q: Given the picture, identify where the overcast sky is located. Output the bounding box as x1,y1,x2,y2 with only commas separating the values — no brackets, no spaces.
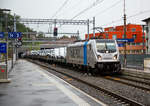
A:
1,0,150,39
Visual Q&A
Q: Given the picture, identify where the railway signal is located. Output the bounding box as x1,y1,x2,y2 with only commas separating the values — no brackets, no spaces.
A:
15,37,22,48
53,27,58,36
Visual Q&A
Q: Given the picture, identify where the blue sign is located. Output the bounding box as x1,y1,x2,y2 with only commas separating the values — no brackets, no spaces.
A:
8,32,22,38
0,32,4,38
8,32,15,38
16,32,22,38
0,43,7,53
117,39,134,42
118,43,124,47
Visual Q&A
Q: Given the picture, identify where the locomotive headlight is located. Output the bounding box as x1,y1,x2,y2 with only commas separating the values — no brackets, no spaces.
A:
113,55,117,60
97,55,102,60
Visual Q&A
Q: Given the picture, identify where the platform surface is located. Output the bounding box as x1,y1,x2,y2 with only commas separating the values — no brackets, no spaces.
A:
0,60,106,106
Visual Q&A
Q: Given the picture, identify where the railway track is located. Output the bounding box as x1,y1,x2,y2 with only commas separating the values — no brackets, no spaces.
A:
28,59,143,106
103,75,150,92
117,76,150,86
124,74,150,81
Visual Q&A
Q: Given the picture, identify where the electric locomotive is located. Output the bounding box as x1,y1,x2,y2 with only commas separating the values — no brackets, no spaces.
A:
66,39,121,73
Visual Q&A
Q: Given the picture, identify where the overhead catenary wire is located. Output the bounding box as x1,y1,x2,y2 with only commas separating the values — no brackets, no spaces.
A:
64,0,120,38
51,0,70,19
101,9,150,27
71,0,105,20
59,0,105,35
90,0,122,18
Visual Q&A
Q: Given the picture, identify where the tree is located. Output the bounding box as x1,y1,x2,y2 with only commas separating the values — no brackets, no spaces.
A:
61,35,69,39
0,11,35,35
37,31,44,38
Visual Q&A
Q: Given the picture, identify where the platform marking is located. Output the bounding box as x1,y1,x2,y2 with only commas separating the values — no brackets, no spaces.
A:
37,69,91,106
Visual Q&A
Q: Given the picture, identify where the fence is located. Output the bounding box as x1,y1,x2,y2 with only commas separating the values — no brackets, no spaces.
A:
120,54,150,70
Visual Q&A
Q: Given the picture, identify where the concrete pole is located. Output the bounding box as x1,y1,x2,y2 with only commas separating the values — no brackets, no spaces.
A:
147,26,149,54
87,19,89,40
11,14,16,69
14,14,16,32
11,38,14,69
77,30,79,40
93,17,95,38
142,25,145,54
145,25,149,54
49,23,52,37
5,13,8,78
123,0,127,67
14,13,18,60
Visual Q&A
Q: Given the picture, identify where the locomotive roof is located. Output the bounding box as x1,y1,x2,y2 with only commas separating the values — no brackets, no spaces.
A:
96,39,115,42
68,39,116,47
68,40,90,47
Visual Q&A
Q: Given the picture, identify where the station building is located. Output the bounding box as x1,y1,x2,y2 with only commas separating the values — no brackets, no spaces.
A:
85,24,146,54
142,17,150,54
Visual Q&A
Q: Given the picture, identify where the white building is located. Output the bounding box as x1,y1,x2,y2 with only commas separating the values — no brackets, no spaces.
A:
143,17,150,54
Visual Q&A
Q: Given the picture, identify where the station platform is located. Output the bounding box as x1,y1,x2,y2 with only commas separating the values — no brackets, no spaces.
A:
0,59,106,106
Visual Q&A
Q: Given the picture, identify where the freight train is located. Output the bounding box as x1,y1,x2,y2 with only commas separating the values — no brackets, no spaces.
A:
25,39,121,74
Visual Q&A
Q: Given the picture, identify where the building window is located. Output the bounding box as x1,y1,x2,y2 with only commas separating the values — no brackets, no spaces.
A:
127,42,131,45
105,33,109,39
112,34,117,40
109,28,114,32
132,34,137,39
136,43,141,45
131,43,136,45
122,35,125,39
132,28,136,32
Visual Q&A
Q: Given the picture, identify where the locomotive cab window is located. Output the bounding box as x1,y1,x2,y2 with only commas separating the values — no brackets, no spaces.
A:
96,40,116,53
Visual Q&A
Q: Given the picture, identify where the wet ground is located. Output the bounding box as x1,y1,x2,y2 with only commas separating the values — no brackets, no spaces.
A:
0,59,105,106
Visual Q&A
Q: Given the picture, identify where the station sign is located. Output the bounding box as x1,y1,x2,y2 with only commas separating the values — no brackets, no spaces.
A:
0,43,7,53
118,43,124,47
117,39,134,42
8,32,22,38
0,32,4,38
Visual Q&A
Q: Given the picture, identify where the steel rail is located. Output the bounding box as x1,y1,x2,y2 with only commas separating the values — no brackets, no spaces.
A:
116,76,150,86
124,74,150,81
103,76,150,92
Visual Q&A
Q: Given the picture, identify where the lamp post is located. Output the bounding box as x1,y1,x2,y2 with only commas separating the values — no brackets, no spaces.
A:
93,17,95,38
87,19,89,40
123,0,127,67
146,26,149,54
142,25,146,54
0,8,11,78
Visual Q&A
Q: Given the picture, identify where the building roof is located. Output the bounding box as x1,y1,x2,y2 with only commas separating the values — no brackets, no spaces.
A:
142,17,150,22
